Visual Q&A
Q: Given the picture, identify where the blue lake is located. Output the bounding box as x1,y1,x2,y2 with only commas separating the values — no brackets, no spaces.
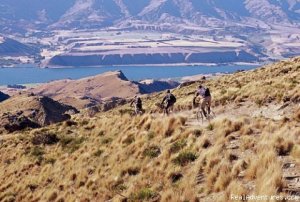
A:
0,65,259,85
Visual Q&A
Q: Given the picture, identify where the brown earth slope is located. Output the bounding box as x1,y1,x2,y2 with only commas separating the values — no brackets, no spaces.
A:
30,71,142,109
30,71,179,110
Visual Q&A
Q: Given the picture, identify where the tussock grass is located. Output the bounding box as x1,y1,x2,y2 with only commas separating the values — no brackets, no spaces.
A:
0,57,299,201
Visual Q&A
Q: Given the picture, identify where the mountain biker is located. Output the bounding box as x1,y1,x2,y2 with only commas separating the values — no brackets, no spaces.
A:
161,90,176,115
130,96,143,115
193,85,211,118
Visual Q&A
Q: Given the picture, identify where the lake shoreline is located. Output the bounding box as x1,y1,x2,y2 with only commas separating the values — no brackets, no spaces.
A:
1,61,263,69
0,64,260,86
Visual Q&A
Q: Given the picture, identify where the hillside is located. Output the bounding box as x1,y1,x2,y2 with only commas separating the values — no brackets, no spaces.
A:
0,93,78,134
1,0,300,30
0,57,299,201
0,36,40,66
0,36,38,56
29,71,178,109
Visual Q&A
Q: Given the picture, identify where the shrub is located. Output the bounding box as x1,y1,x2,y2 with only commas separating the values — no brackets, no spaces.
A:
169,140,187,153
123,135,135,145
207,123,214,131
147,131,155,140
274,137,293,156
172,151,198,166
255,98,263,106
169,172,183,183
93,149,103,157
193,129,202,137
64,120,77,127
121,167,140,176
143,145,161,158
32,133,59,145
30,146,45,163
101,137,113,145
45,158,56,165
130,188,158,201
31,146,44,157
98,130,105,136
60,136,85,153
119,109,135,116
202,139,211,149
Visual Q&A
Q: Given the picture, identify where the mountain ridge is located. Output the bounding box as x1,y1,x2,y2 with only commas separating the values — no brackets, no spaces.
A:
1,0,299,66
1,0,300,31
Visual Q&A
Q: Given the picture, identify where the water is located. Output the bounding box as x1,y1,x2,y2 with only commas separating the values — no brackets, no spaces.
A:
0,65,258,85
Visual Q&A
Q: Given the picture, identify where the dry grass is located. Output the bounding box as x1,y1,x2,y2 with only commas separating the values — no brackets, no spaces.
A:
0,57,300,201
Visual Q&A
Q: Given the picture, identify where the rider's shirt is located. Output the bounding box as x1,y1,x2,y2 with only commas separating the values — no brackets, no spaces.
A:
197,88,206,98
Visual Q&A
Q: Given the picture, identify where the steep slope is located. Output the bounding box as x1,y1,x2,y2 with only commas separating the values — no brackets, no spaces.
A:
52,0,124,29
0,94,77,133
0,36,38,56
0,57,299,201
1,0,300,30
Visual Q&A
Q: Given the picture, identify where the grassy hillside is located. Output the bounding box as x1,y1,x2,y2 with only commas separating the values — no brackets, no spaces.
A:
136,57,300,112
0,57,299,202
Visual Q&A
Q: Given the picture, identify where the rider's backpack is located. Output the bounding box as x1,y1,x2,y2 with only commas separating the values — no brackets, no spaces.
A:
204,88,211,97
169,94,176,104
137,97,142,105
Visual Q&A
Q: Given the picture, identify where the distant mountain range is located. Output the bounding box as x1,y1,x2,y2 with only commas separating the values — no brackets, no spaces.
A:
1,0,300,31
0,0,299,66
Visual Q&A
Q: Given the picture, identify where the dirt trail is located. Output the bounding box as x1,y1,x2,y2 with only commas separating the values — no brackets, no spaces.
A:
181,101,297,127
178,101,300,197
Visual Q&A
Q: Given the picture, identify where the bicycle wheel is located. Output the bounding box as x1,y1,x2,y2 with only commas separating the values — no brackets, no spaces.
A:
196,109,204,123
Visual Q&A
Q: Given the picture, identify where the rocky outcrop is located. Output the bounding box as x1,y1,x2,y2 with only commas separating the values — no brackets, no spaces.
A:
0,94,78,133
0,91,10,102
85,97,127,117
1,112,40,133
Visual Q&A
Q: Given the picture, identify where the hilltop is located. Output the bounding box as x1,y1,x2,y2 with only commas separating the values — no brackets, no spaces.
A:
30,71,178,109
0,57,299,201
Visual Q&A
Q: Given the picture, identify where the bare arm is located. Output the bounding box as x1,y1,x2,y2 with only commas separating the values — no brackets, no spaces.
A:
130,99,134,107
161,96,166,104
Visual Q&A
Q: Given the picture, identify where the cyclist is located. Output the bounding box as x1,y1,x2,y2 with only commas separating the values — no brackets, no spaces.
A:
130,95,143,115
193,85,211,118
161,90,176,115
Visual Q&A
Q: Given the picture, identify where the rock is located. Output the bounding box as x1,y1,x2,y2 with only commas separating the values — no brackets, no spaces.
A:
0,91,10,102
0,94,79,133
2,114,40,133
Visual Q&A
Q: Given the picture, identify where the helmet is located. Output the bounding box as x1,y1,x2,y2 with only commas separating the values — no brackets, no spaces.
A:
167,90,171,93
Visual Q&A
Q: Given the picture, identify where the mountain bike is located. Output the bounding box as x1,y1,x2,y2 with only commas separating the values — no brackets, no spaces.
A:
196,106,216,123
193,100,216,123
